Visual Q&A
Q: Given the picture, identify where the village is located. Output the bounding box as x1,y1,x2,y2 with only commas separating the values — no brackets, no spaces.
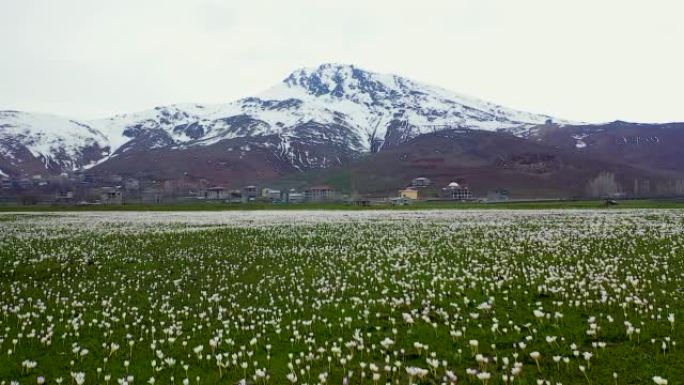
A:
0,172,509,206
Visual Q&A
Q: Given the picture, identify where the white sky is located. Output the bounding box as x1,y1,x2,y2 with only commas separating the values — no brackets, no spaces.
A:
1,0,682,123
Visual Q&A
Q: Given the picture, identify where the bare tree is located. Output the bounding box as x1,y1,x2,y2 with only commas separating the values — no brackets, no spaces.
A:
586,172,621,198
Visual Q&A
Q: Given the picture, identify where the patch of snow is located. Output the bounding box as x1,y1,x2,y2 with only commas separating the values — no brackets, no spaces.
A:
572,134,589,149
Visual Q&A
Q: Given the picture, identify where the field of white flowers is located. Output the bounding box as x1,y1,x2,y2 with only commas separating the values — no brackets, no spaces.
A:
1,210,683,385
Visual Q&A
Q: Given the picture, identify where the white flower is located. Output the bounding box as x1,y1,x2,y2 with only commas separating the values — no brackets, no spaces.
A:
380,338,394,349
476,372,491,381
71,372,86,385
405,367,428,378
286,372,297,383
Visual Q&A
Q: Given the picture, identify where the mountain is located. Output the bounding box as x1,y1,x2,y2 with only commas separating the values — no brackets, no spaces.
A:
0,110,110,177
93,63,564,154
1,63,682,199
286,128,679,198
1,63,565,178
528,121,684,175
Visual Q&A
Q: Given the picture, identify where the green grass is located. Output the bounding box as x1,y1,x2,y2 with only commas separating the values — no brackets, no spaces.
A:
1,211,683,384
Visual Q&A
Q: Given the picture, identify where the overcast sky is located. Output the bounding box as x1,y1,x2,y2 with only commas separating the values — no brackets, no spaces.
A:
1,0,682,123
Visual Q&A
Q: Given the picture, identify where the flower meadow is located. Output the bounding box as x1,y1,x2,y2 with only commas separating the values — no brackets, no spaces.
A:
1,210,683,385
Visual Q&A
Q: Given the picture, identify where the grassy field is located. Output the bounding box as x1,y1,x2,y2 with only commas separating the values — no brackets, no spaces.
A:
1,210,683,384
1,198,684,212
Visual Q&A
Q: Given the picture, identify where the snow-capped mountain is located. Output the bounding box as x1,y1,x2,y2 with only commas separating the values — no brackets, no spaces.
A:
3,63,571,178
92,63,564,155
0,110,110,177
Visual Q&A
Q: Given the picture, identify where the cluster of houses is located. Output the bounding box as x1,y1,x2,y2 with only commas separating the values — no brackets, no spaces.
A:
80,184,341,205
198,185,337,204
1,169,511,205
390,177,478,205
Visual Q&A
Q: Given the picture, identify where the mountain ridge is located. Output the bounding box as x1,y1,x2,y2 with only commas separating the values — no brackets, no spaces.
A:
1,63,573,176
1,63,682,199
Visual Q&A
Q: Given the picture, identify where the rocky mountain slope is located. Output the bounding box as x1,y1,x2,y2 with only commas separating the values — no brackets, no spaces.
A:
528,121,684,175
291,128,679,198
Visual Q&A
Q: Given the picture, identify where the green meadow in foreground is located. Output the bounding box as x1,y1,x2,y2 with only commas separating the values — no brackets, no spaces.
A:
0,210,683,385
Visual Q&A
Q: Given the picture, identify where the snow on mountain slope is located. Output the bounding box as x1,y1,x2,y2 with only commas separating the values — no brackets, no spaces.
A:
0,110,110,175
271,63,565,140
1,63,573,176
88,63,568,155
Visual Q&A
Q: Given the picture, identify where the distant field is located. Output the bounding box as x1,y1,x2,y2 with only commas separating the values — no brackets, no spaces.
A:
1,198,684,211
1,210,683,384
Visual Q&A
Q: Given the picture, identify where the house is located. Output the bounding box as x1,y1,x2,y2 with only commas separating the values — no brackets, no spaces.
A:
286,189,305,203
442,181,473,200
204,186,228,200
411,177,432,188
305,185,336,202
390,197,413,206
228,190,243,203
100,187,123,205
142,186,164,204
262,188,282,201
351,198,371,206
54,191,75,203
243,185,258,201
399,188,419,200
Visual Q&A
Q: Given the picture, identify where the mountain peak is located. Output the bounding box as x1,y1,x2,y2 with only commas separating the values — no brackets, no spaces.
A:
283,63,370,98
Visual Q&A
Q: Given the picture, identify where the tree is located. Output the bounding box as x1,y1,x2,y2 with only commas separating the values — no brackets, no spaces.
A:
586,172,620,198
